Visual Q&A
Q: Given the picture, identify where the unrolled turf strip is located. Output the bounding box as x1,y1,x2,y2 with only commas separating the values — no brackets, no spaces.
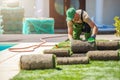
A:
96,41,119,50
87,50,119,60
20,54,56,70
57,57,89,65
71,40,96,53
43,49,71,57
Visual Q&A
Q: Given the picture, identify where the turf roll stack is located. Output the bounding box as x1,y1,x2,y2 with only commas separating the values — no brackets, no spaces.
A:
43,49,71,57
71,40,96,53
87,50,119,60
57,57,89,65
96,41,119,50
20,54,56,70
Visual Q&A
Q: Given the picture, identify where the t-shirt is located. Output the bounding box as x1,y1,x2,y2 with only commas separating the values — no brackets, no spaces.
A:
67,9,92,28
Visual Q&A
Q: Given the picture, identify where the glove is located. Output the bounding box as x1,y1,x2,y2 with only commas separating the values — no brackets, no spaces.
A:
85,33,91,40
87,35,96,43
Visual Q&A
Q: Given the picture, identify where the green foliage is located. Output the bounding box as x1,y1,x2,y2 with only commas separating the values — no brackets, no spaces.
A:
113,16,120,37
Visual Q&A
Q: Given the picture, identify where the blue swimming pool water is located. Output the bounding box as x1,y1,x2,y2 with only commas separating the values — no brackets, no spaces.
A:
0,44,15,51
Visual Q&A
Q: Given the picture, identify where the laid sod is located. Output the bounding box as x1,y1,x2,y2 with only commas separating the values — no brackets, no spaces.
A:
52,40,70,49
12,61,120,80
12,40,120,80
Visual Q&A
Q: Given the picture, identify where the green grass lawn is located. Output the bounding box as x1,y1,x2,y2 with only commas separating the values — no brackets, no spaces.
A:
12,41,120,80
12,61,120,80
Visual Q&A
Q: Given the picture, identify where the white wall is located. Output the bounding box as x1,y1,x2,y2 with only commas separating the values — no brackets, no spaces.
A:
20,0,49,18
86,0,96,18
34,0,49,18
0,0,2,5
20,0,35,17
42,0,49,17
87,0,120,25
2,0,120,25
103,0,120,25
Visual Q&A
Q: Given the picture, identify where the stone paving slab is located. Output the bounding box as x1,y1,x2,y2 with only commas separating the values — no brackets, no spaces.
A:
0,42,57,80
0,34,120,42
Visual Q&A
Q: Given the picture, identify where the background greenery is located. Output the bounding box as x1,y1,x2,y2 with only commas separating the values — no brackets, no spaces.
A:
113,16,120,37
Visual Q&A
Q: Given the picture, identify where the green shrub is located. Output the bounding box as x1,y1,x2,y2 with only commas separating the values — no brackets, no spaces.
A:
113,16,120,37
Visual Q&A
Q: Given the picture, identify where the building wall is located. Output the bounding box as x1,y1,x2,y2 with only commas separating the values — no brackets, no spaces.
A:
0,0,2,5
103,0,120,25
19,0,35,17
42,0,49,17
20,0,49,18
86,0,120,25
86,0,96,18
1,0,120,25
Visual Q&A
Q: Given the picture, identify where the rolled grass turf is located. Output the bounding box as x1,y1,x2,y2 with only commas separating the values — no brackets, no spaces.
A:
87,50,119,60
20,54,56,70
71,54,86,57
57,57,89,65
43,49,71,57
71,40,96,53
96,41,119,50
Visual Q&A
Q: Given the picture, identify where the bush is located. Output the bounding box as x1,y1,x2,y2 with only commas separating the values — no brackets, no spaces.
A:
113,16,120,37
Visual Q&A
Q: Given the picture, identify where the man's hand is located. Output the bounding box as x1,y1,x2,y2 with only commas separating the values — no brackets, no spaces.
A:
87,35,96,43
87,37,95,43
69,38,73,45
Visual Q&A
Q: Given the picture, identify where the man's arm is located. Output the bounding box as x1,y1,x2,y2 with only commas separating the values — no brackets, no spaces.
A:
67,21,73,41
83,11,98,36
86,19,98,42
87,19,98,36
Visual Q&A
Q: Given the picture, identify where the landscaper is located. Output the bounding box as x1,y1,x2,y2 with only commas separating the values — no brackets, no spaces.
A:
66,7,98,42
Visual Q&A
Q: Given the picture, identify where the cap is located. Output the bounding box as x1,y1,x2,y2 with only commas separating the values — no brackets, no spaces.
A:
66,8,76,21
